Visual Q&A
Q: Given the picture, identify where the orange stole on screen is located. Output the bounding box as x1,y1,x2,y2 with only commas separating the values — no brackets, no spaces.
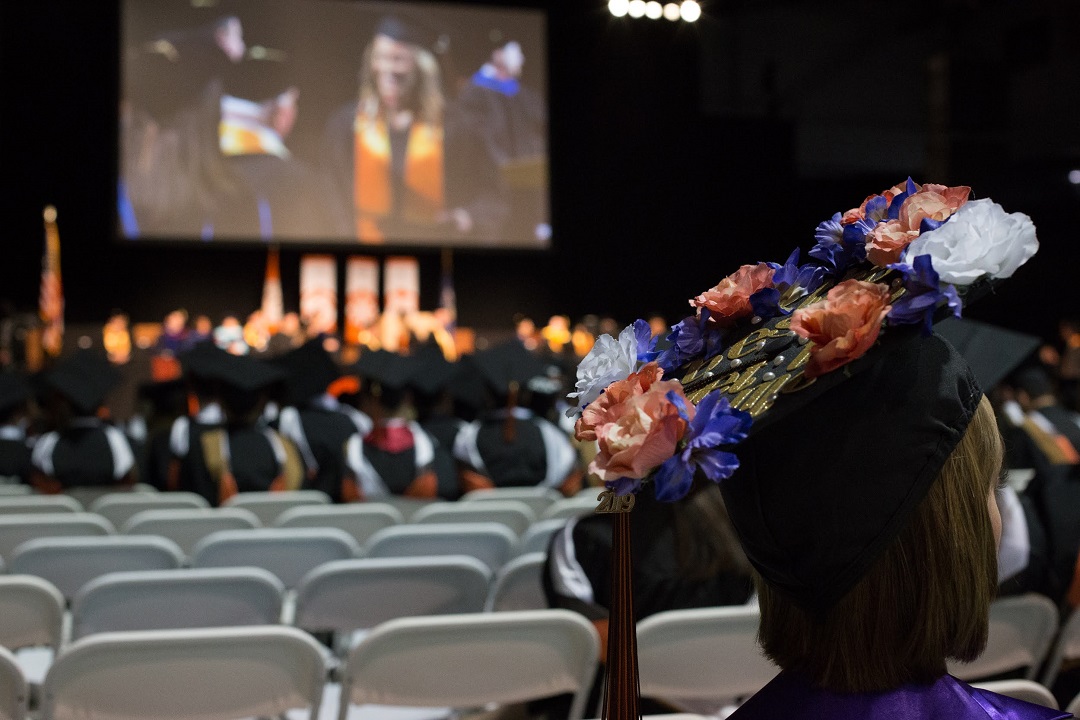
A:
353,115,444,242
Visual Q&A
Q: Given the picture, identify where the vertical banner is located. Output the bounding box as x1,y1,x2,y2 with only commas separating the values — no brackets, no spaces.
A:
299,254,338,336
260,245,283,333
383,256,420,316
344,256,380,346
39,205,64,357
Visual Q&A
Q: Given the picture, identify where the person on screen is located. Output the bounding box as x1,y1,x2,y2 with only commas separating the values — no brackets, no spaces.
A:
321,15,465,243
446,37,549,244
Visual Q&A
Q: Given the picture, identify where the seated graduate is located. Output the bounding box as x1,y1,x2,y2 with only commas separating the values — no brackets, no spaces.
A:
175,347,303,505
407,344,473,501
273,338,372,502
570,180,1064,719
0,372,34,486
30,350,137,492
344,349,454,500
452,340,583,496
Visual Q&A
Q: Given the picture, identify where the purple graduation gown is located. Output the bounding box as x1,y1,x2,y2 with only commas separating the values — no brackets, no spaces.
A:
728,671,1072,720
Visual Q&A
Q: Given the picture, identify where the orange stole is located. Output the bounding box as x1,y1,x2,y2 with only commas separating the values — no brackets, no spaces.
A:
353,115,444,242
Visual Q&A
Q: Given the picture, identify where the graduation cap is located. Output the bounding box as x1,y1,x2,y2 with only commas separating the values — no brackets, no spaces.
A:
207,352,287,419
407,344,458,398
471,340,549,398
179,340,231,381
44,350,122,416
272,339,342,407
934,316,1042,392
373,13,446,53
0,372,31,417
446,355,488,414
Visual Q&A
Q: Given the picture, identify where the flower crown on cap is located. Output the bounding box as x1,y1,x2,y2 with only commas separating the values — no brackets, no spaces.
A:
567,178,1038,503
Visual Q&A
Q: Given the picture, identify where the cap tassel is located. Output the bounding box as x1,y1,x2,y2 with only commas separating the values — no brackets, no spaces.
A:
503,381,519,443
602,510,641,719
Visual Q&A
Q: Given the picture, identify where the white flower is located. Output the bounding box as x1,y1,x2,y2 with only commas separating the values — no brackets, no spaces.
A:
904,198,1038,286
565,323,638,417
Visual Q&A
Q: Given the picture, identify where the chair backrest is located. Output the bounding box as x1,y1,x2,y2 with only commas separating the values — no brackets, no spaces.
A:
274,503,403,546
0,514,114,562
89,492,208,531
460,487,563,517
948,593,1060,681
9,535,185,602
365,522,518,572
372,496,443,521
411,500,536,536
0,486,32,496
487,552,548,612
518,518,567,556
70,567,285,641
0,575,65,650
340,609,599,720
541,496,601,522
64,484,154,508
221,490,332,526
1042,605,1080,688
972,679,1058,709
40,626,326,720
191,527,360,588
0,646,27,720
294,556,491,635
636,605,778,704
0,496,82,515
121,507,261,556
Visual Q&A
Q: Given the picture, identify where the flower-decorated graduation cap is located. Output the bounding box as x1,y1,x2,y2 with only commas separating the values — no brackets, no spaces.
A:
566,179,1039,718
44,350,122,417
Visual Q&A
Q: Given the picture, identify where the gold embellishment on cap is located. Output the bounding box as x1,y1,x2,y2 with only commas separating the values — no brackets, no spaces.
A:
595,489,636,513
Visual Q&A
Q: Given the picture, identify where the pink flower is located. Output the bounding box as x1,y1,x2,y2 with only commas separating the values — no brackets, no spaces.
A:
898,184,970,231
575,362,691,482
690,263,775,327
790,280,892,379
866,220,920,267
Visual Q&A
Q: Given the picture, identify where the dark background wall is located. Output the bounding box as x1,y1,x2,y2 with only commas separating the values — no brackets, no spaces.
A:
1,0,1078,342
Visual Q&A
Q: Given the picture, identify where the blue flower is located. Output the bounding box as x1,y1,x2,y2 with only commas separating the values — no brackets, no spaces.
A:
657,312,721,374
754,249,828,319
633,318,660,364
887,254,961,335
652,390,753,502
605,477,643,496
810,213,866,274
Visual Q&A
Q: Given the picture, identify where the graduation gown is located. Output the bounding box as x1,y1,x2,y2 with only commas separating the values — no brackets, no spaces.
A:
277,397,372,502
728,670,1069,720
30,418,136,490
344,419,454,500
0,427,32,485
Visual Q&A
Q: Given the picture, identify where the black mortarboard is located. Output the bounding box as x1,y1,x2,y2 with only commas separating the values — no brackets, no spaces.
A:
374,14,440,51
447,355,488,413
1011,365,1056,399
0,372,30,416
407,344,457,398
934,316,1041,393
472,340,549,397
354,350,415,394
208,352,287,394
272,339,341,406
179,340,231,381
44,350,122,416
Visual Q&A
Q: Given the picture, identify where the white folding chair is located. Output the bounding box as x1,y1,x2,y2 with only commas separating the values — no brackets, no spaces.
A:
9,535,185,602
365,522,518,572
121,507,261,557
0,646,28,720
0,486,32,496
70,567,285,640
487,552,547,612
275,503,404,547
191,527,360,588
222,490,332,526
948,593,1060,682
518,518,567,556
89,491,208,531
541,496,600,522
636,605,779,709
0,575,65,686
973,679,1058,709
0,514,114,562
373,496,444,522
460,487,563,517
39,626,326,720
339,610,599,720
410,500,536,536
1042,605,1080,688
0,496,82,515
64,484,153,508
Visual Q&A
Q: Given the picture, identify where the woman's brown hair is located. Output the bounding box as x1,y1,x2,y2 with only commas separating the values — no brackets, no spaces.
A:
755,395,1001,692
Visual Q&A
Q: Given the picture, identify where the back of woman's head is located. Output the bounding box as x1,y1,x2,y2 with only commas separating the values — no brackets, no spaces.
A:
755,395,1001,692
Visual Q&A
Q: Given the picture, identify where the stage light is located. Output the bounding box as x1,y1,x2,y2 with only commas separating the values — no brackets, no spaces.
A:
645,1,663,18
628,0,647,18
663,2,681,19
1069,169,1080,185
680,0,701,21
608,0,629,17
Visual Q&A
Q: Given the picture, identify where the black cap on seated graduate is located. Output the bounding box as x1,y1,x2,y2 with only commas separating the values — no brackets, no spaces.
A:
565,178,1039,614
272,338,341,407
44,349,122,416
407,343,458,399
934,317,1041,393
0,372,31,417
472,339,549,399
